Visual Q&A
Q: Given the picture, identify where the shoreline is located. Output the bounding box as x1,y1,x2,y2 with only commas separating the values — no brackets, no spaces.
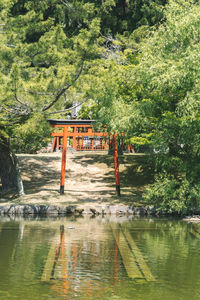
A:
0,203,199,225
1,153,199,222
1,203,198,221
0,203,157,217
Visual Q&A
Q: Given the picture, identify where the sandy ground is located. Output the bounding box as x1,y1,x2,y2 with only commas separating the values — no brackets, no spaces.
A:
17,152,123,207
1,151,151,208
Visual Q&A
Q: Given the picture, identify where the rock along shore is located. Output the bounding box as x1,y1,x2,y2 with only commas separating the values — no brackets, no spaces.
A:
0,204,159,217
182,215,200,223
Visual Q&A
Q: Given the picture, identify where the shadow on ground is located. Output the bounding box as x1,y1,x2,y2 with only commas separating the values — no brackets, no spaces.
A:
0,153,155,206
18,155,63,195
71,153,155,205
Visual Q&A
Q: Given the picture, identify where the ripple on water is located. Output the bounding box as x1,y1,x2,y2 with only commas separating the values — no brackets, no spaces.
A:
0,217,199,300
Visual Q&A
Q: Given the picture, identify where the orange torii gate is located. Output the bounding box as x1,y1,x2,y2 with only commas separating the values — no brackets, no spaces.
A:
48,119,120,196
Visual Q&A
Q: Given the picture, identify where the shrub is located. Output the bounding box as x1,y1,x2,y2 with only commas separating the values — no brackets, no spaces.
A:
144,173,200,214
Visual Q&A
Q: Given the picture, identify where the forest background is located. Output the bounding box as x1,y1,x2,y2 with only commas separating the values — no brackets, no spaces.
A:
0,0,200,214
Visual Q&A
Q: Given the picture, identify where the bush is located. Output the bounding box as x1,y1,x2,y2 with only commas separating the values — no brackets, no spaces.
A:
11,114,51,154
144,173,200,214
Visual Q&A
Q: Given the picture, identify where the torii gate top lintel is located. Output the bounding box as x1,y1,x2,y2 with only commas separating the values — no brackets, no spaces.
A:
48,119,96,127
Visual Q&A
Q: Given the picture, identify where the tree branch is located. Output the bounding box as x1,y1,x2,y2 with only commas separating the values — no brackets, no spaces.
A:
28,90,58,96
13,76,32,113
2,105,32,116
48,98,89,115
41,60,84,112
14,92,29,108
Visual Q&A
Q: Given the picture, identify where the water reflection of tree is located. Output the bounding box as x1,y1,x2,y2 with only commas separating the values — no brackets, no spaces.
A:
0,220,56,299
130,219,200,291
0,221,19,288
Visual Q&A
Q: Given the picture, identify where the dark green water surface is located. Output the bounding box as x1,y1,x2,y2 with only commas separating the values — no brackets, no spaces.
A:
0,216,199,300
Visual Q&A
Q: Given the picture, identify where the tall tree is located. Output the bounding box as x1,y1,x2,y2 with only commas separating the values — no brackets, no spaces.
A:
0,0,168,195
130,0,200,213
85,0,200,213
0,0,102,194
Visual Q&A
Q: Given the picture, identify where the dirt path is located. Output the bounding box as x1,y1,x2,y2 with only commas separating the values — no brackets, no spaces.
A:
1,152,152,208
16,152,117,207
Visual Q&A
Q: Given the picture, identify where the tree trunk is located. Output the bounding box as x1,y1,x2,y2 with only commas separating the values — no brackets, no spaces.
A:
0,137,24,196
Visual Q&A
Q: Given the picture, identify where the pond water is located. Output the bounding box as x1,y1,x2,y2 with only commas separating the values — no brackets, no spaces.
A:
0,215,199,300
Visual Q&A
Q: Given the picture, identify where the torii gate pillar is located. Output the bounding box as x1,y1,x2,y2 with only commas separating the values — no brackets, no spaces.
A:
113,132,120,196
60,126,68,194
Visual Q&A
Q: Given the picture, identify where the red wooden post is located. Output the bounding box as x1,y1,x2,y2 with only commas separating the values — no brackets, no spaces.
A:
91,138,94,150
52,137,56,152
113,132,120,196
72,127,76,150
56,136,59,151
60,126,68,194
109,136,113,151
72,136,76,149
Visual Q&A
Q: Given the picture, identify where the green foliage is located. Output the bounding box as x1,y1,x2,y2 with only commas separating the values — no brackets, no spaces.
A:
11,114,51,153
5,0,199,214
100,0,167,35
129,135,152,146
144,174,200,214
0,129,9,141
0,0,104,153
77,100,97,119
130,0,200,212
81,0,200,212
0,0,168,153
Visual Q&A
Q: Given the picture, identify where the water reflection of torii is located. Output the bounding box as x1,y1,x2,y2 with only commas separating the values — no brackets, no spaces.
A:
110,223,155,282
41,225,69,282
41,225,109,297
41,223,155,292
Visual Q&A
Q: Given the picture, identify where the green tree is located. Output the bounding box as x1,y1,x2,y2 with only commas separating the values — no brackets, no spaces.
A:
85,0,200,213
0,0,168,196
0,0,102,194
132,0,200,213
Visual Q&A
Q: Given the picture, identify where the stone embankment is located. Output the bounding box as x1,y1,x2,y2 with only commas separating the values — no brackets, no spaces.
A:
0,204,158,217
183,215,200,223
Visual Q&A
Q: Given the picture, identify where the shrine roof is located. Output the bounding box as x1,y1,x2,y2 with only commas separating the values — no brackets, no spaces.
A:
48,119,96,126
